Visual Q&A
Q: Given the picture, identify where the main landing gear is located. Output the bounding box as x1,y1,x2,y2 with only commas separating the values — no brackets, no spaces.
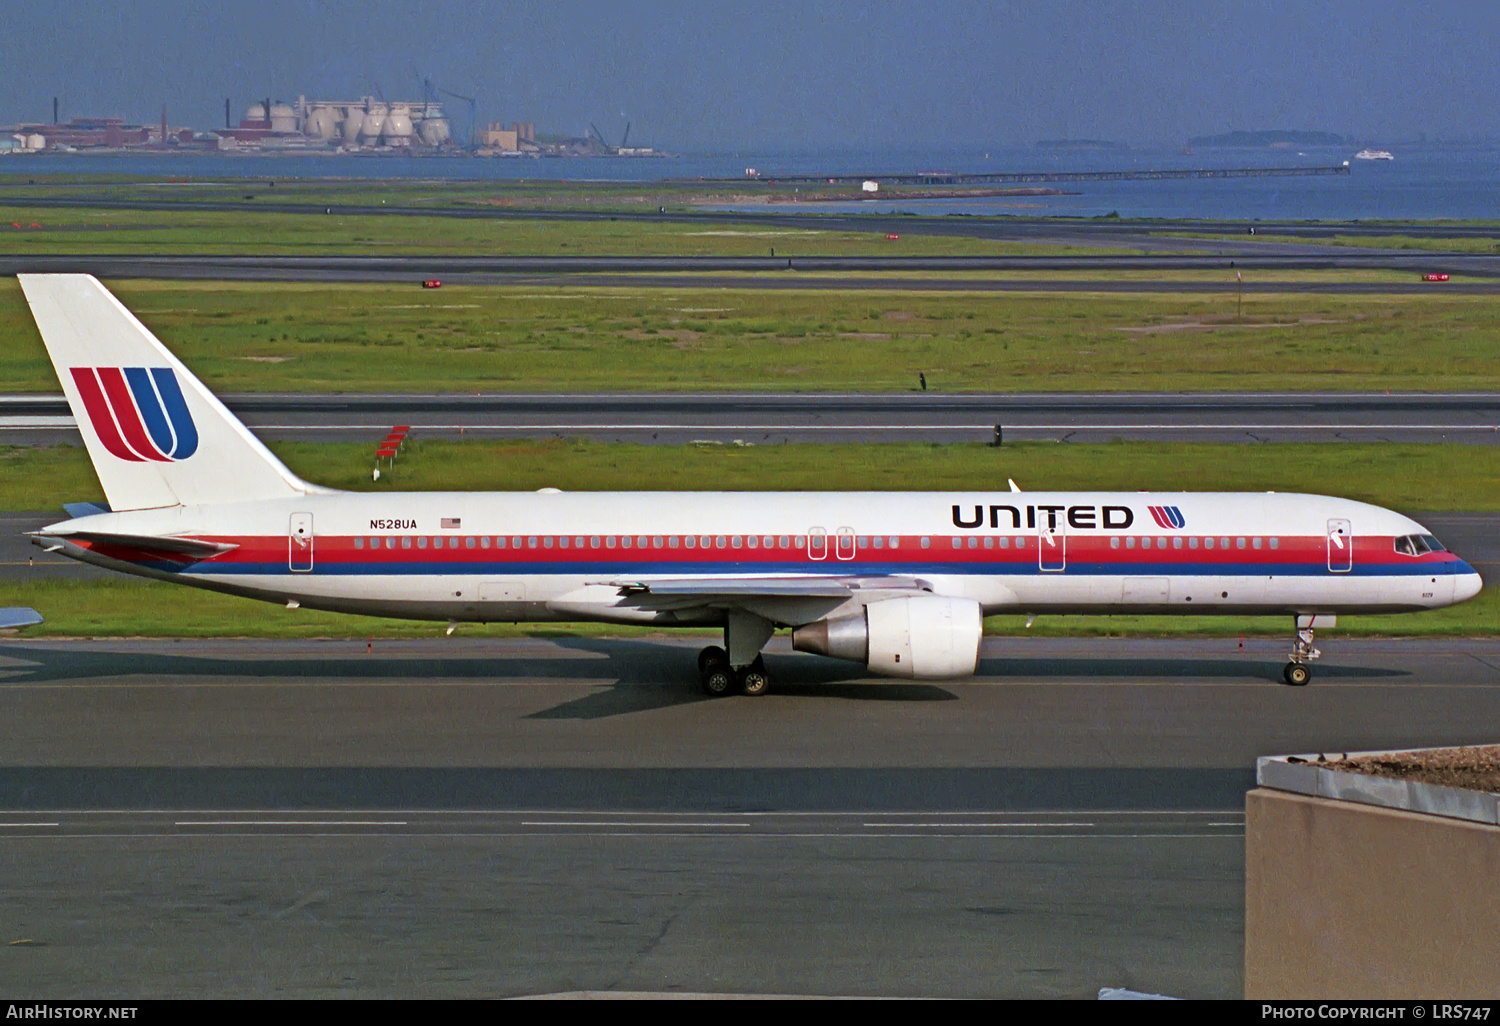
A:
1282,620,1322,687
698,646,771,697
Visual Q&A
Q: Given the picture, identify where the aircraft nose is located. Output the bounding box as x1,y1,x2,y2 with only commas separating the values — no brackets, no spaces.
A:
1454,564,1484,604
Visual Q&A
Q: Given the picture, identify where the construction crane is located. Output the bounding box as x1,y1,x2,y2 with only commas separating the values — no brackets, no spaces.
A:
588,123,615,155
410,66,477,148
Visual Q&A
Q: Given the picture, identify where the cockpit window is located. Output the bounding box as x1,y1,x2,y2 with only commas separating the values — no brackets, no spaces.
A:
1395,534,1447,556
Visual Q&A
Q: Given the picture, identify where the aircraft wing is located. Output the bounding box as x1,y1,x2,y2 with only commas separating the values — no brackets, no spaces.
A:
0,607,44,629
606,577,860,598
586,575,936,623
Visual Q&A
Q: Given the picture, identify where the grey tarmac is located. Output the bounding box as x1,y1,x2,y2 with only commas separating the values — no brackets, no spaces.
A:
3,390,1498,446
1,633,1498,997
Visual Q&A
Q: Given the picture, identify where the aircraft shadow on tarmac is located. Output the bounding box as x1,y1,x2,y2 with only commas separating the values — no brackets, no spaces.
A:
0,638,1407,724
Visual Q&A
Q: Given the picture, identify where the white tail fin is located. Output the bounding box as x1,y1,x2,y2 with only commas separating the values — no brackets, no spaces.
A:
19,274,318,510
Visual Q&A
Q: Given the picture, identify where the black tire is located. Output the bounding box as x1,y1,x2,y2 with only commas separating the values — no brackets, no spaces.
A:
1283,663,1311,687
698,646,728,674
700,667,734,697
738,668,771,697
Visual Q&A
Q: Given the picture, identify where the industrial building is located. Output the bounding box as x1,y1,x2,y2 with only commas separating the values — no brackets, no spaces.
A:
219,97,452,150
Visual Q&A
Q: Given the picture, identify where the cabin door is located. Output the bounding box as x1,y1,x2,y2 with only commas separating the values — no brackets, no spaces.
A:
1327,519,1352,573
289,513,314,572
1038,519,1066,572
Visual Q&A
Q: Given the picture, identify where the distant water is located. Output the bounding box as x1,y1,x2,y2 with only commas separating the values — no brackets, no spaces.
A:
1,144,1496,221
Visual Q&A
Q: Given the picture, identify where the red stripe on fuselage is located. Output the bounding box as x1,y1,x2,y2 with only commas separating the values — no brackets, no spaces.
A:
163,534,1462,572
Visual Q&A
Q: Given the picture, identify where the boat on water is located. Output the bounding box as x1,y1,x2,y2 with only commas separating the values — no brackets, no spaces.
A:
1354,149,1395,160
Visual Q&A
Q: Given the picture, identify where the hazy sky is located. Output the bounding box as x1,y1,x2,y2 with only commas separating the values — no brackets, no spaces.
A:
3,1,1495,148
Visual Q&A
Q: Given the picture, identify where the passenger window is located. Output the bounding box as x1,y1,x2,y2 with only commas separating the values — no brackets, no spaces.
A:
779,536,790,548
591,536,600,548
1126,537,1135,549
920,537,930,548
401,537,411,549
1110,537,1119,549
354,537,364,549
747,536,758,549
1000,536,1010,549
496,537,505,548
1205,537,1215,550
621,537,632,549
874,536,885,549
1173,537,1183,549
385,538,395,550
1189,537,1199,549
888,537,899,548
418,537,428,549
981,537,991,549
480,536,490,549
1157,537,1167,549
654,536,664,548
1220,538,1230,549
716,536,727,549
559,536,570,549
951,537,962,549
732,536,742,549
466,537,476,549
1269,538,1279,550
1237,538,1246,549
606,537,616,548
1252,537,1261,550
543,537,553,549
685,536,696,549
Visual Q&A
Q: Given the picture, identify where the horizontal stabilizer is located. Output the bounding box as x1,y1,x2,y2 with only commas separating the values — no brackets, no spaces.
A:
0,608,44,629
33,531,237,562
63,501,111,518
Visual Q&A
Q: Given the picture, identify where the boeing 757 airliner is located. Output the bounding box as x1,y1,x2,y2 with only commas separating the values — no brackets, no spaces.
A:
17,275,1483,693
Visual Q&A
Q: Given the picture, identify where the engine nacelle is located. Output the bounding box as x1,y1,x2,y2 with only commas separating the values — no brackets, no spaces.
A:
791,595,983,679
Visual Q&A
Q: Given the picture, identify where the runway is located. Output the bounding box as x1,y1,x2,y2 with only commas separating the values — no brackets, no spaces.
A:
5,251,1500,286
4,390,1498,445
1,634,1498,997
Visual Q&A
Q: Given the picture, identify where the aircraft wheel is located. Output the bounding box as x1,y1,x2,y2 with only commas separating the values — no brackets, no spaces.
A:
698,645,728,674
738,665,771,697
700,666,735,697
1283,663,1311,687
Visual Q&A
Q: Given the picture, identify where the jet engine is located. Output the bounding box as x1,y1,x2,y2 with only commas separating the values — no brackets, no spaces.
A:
791,595,983,679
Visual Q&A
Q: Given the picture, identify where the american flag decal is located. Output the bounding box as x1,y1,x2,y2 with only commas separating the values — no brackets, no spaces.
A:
441,517,462,529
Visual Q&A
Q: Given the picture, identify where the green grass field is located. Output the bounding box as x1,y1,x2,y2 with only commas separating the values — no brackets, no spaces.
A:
4,278,1498,393
2,438,1494,638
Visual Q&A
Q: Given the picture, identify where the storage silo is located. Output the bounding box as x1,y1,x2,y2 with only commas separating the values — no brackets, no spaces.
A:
359,101,387,145
416,104,450,147
269,102,298,134
305,104,340,141
341,105,363,144
382,103,414,146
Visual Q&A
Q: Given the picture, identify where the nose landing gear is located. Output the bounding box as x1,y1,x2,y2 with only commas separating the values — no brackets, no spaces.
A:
1282,618,1325,686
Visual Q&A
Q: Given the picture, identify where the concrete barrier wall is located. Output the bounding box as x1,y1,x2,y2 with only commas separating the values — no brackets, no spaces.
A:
1245,787,1500,998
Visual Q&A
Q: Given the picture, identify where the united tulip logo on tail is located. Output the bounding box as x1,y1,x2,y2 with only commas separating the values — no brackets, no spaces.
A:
70,367,199,462
1147,505,1185,529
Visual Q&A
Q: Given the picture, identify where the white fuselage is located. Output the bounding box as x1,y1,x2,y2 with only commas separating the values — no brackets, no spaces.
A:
44,489,1483,628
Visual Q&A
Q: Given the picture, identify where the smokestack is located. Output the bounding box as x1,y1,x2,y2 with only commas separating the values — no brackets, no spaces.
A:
52,96,58,124
225,97,230,129
161,104,167,146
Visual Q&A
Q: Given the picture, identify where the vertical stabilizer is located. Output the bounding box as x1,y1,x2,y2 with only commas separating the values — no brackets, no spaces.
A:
19,274,318,510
